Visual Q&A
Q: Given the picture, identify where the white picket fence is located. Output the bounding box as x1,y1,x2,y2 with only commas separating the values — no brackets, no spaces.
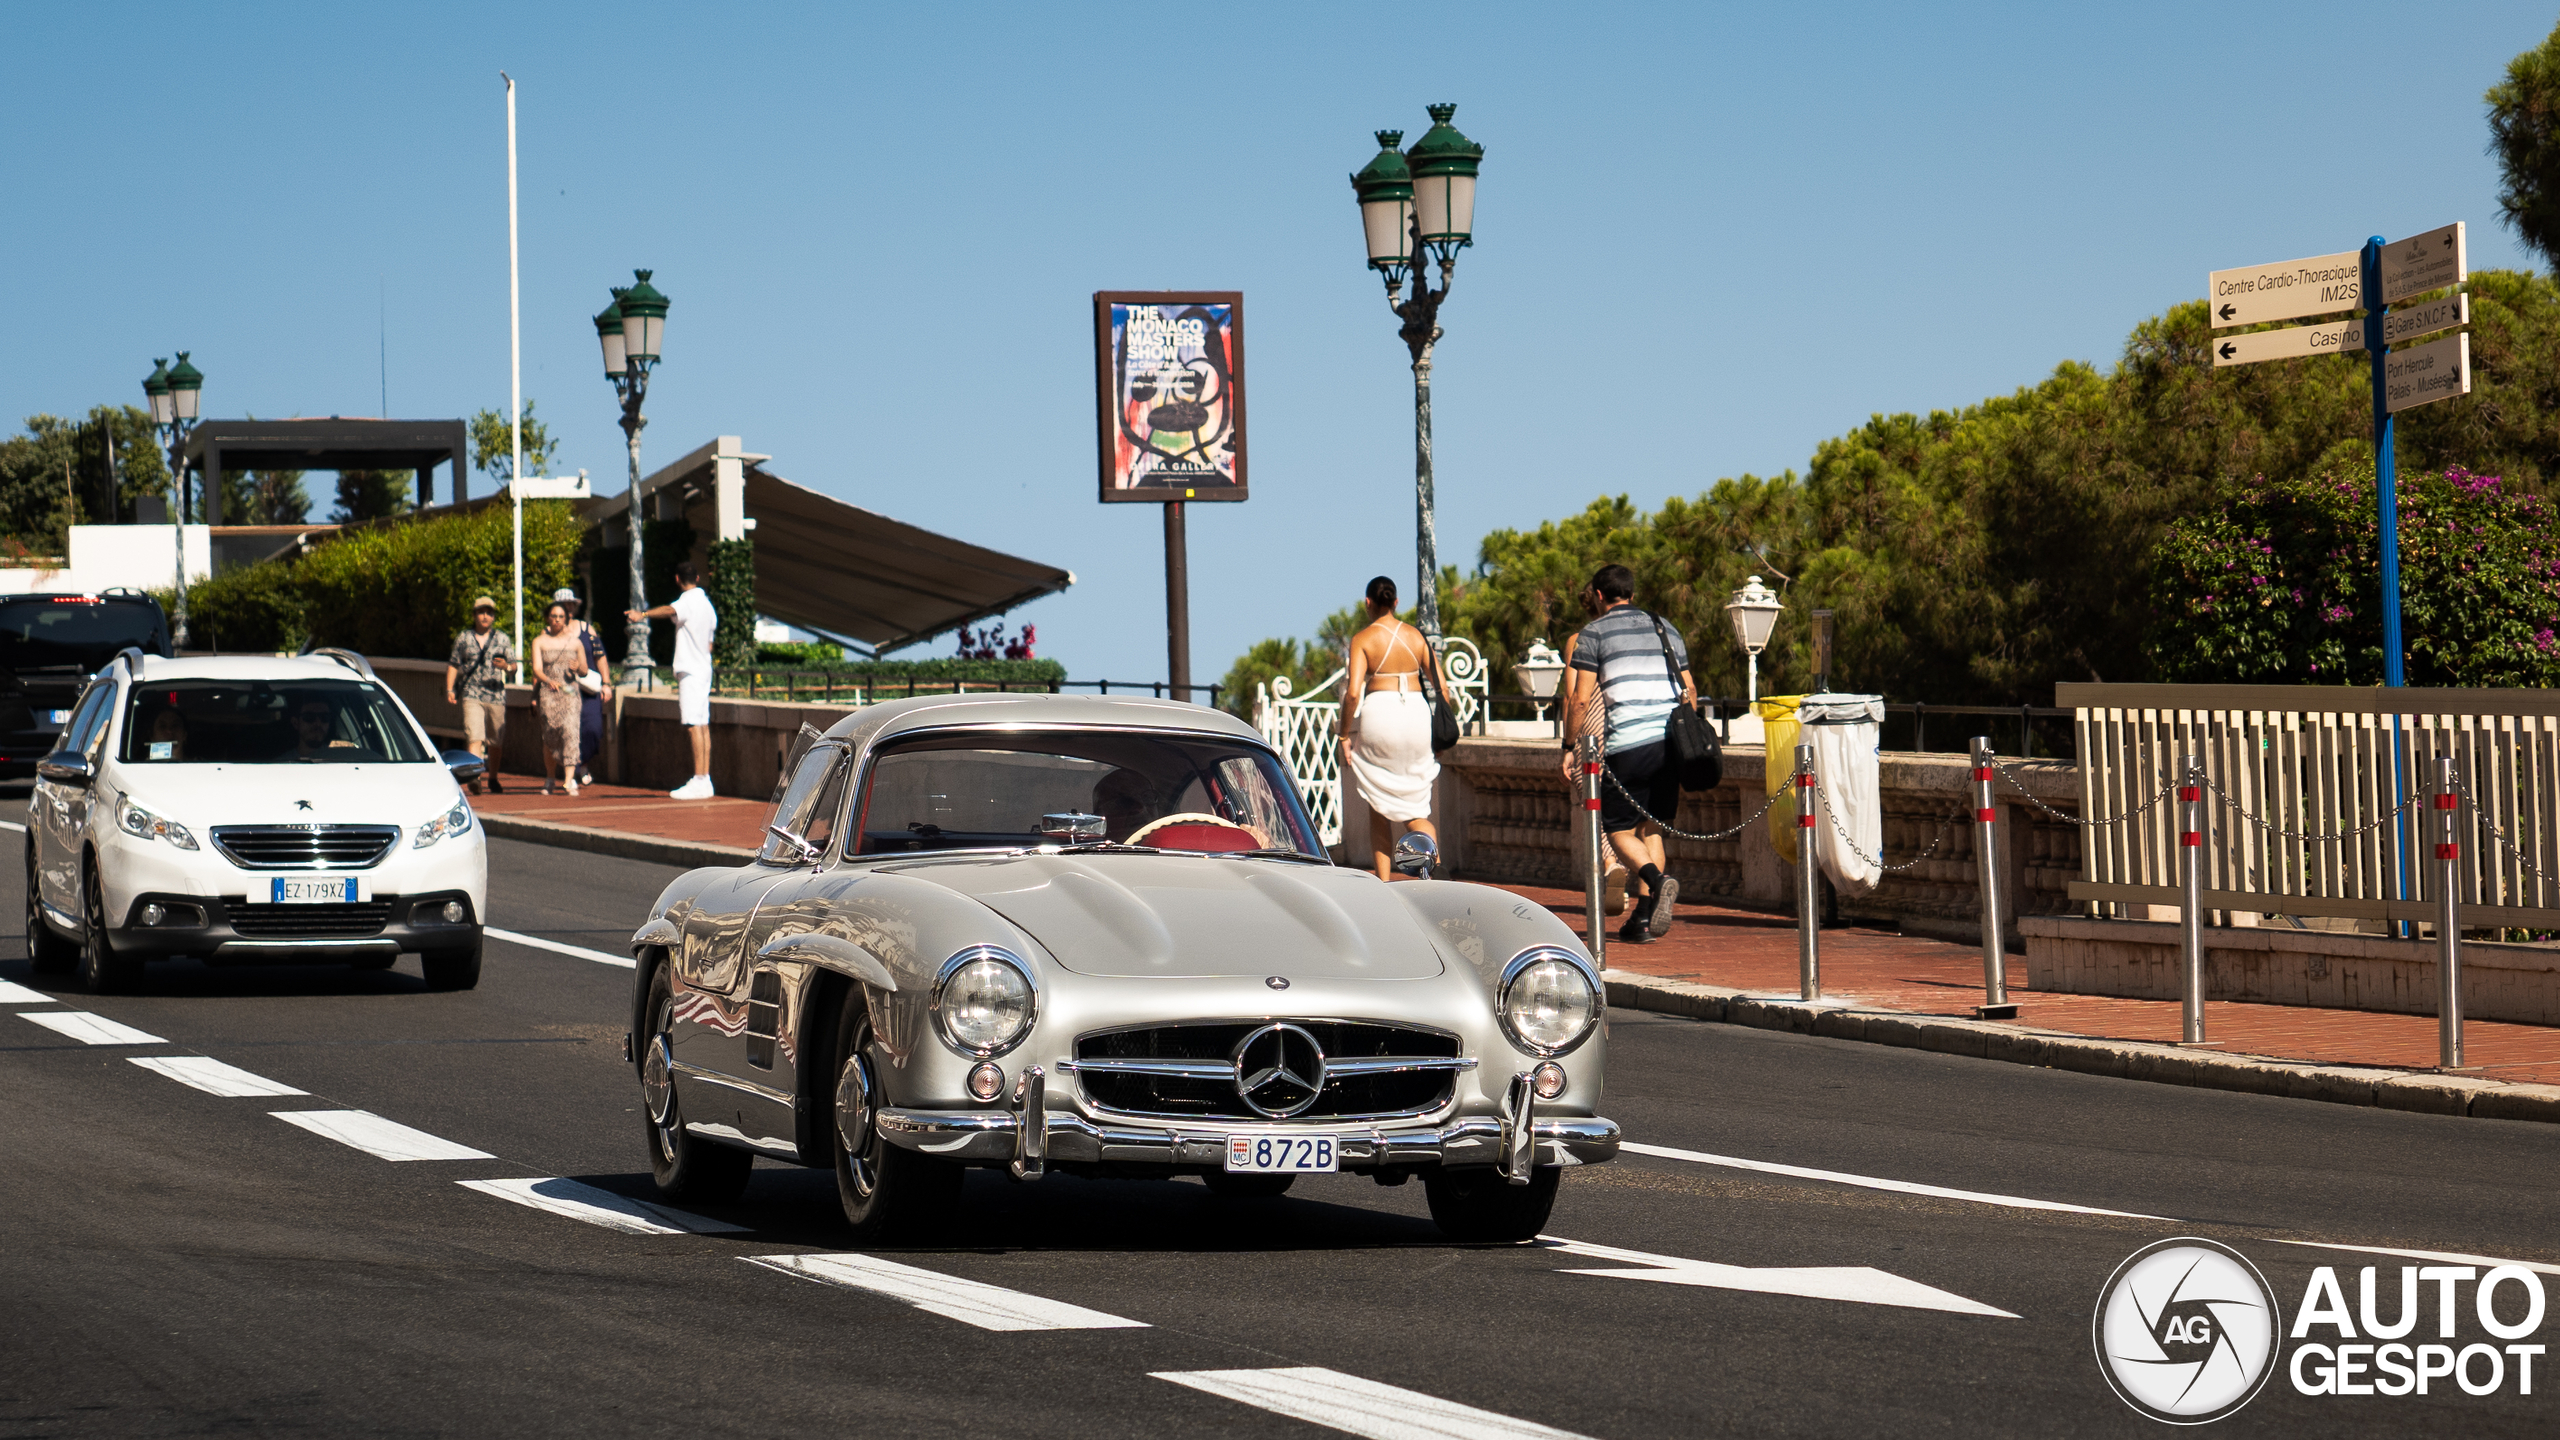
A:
1254,636,1488,849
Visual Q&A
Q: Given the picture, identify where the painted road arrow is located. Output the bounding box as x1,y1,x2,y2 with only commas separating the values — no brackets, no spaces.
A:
2380,221,2466,305
2211,317,2364,367
1538,1236,2017,1319
2208,249,2362,328
2384,331,2470,414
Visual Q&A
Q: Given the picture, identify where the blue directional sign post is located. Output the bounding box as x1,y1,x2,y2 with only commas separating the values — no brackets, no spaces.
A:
2209,223,2470,936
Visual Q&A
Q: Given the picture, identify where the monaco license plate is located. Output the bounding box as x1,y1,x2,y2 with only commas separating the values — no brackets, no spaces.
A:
270,876,362,904
1225,1134,1338,1173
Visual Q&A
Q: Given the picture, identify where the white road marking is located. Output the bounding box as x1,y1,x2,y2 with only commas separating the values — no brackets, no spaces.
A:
20,1011,166,1046
129,1055,306,1097
0,979,52,1004
747,1253,1150,1332
270,1109,493,1162
1540,1235,2018,1319
1151,1367,1592,1440
2273,1239,2560,1278
0,820,24,833
460,1177,748,1236
1620,1139,2170,1220
485,926,634,969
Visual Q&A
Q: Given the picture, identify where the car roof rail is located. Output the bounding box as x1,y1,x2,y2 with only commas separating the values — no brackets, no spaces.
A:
114,646,150,678
302,646,376,680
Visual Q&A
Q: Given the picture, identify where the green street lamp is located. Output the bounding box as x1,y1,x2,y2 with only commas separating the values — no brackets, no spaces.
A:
141,352,205,647
1348,103,1484,640
597,270,670,688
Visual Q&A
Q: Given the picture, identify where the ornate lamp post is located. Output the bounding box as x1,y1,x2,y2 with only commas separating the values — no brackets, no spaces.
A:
597,269,669,688
1515,638,1564,724
1350,104,1482,640
1724,575,1784,705
142,353,205,647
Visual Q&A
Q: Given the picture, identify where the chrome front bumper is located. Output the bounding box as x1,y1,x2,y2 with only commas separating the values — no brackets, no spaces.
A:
875,1105,1621,1172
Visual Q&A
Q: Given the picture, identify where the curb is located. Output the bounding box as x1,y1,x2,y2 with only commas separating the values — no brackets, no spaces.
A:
1602,970,2560,1126
478,812,755,870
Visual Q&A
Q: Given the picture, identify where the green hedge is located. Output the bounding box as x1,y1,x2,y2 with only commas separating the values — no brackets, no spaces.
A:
170,502,583,658
727,654,1065,682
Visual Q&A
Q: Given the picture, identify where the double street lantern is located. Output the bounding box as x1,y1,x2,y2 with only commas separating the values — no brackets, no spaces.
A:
142,353,206,646
1348,103,1483,641
597,270,670,687
1725,575,1785,704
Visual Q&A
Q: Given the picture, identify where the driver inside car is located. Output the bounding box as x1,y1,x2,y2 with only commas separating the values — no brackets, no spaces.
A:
278,696,352,761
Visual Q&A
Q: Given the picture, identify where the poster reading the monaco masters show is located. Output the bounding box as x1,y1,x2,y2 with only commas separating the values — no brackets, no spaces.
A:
1093,291,1246,502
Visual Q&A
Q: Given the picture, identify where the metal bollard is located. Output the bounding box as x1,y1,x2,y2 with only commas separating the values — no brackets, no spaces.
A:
2434,756,2468,1070
1796,742,1820,1001
1970,738,2016,1019
1580,735,1607,969
2177,754,2211,1046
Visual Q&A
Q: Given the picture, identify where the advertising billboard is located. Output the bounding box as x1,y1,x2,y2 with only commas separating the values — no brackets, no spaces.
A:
1093,291,1246,502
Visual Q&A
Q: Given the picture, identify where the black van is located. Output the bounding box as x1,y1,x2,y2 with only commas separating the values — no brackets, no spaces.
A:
0,591,173,776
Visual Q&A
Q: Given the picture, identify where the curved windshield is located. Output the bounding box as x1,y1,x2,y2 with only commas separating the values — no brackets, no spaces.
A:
119,679,433,765
855,729,1322,857
0,597,166,668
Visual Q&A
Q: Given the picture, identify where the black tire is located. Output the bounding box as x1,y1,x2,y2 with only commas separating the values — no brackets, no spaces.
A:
833,986,961,1242
641,963,754,1204
1201,1171,1296,1199
75,864,139,996
421,939,482,991
25,845,73,974
1423,1166,1560,1243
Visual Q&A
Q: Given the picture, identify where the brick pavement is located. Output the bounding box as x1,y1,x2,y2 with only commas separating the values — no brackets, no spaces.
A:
1499,882,2560,1086
457,764,2560,1086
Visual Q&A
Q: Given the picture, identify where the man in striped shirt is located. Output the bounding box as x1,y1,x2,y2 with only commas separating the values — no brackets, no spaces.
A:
1559,565,1696,943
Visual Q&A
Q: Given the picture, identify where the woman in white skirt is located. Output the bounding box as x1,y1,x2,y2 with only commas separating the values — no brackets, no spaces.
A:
1339,575,1451,880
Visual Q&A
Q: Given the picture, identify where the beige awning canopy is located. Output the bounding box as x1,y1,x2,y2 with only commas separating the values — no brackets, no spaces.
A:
577,436,1073,655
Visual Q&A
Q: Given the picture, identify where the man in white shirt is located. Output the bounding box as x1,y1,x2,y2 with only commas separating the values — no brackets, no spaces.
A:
625,560,719,799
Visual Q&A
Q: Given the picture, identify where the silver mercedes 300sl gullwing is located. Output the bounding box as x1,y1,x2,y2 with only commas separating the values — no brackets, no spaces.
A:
625,693,1618,1242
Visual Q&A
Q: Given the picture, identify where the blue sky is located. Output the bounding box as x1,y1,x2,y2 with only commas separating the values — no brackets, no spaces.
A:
6,3,2552,686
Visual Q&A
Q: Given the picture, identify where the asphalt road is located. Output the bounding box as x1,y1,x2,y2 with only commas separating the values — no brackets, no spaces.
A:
3,829,2556,1438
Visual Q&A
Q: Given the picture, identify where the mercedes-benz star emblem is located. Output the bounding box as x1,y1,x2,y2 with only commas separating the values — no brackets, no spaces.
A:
1232,1022,1327,1118
1265,975,1289,990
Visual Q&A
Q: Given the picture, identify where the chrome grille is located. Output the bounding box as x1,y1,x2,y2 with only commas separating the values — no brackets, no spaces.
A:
226,900,393,938
1072,1020,1466,1121
211,824,401,871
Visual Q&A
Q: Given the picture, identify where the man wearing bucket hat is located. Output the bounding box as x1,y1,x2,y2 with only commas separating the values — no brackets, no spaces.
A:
444,595,518,794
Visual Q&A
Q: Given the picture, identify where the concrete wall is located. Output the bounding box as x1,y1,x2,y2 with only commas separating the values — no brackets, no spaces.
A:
2024,915,2560,1026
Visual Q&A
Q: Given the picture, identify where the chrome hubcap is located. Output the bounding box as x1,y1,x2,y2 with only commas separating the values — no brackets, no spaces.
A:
641,1034,675,1125
837,1048,878,1198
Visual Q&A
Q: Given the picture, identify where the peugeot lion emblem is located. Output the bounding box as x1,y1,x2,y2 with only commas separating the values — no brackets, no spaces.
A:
1232,1022,1327,1118
295,800,313,811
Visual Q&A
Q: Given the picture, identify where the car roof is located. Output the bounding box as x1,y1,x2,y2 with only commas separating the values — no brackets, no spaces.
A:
119,654,377,684
820,692,1266,751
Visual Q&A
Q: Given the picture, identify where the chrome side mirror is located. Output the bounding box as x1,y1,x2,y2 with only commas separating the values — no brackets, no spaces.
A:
1391,832,1439,878
35,752,93,788
764,823,822,865
1038,811,1106,842
441,749,487,786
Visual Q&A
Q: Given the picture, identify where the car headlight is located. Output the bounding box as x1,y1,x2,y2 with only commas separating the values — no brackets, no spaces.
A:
413,800,475,849
117,793,199,851
1499,946,1599,1056
932,946,1036,1057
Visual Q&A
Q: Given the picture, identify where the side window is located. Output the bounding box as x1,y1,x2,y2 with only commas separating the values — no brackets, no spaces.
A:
60,683,113,758
760,746,848,863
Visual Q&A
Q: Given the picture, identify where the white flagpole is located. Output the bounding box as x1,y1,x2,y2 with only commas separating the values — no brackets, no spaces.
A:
504,71,525,662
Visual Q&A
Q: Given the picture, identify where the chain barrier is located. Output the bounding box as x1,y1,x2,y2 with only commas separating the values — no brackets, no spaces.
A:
1986,752,2175,828
2453,773,2559,886
1596,761,1790,843
2202,776,2420,843
1814,784,1967,874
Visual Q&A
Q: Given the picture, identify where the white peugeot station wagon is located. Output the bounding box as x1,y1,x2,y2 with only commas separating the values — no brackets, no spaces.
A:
25,649,489,994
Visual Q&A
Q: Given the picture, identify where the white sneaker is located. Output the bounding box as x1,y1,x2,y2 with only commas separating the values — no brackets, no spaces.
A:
669,775,714,800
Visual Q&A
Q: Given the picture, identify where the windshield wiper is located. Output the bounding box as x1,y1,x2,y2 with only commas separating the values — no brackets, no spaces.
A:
1217,848,1333,865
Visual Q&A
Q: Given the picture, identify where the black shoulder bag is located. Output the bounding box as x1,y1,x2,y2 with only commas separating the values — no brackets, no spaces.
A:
1649,614,1722,790
1414,631,1460,753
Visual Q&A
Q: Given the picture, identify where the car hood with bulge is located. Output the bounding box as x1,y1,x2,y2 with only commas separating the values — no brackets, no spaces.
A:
107,762,463,832
892,852,1449,981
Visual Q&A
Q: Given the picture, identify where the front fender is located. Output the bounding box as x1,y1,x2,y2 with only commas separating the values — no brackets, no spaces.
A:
758,930,897,993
